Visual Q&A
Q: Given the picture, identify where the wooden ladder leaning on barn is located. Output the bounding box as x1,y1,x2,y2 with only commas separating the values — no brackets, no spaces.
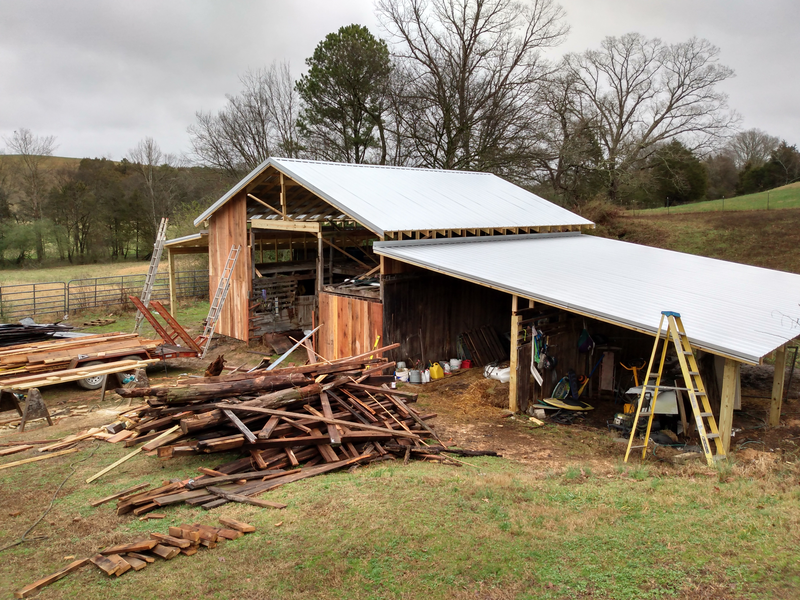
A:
197,244,241,359
624,311,728,468
133,217,169,333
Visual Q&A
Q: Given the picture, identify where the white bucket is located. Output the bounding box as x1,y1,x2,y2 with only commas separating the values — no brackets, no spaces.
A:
395,370,409,382
397,361,407,370
450,358,462,370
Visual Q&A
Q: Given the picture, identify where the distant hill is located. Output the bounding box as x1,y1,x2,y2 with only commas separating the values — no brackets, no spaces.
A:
608,207,800,275
631,182,800,215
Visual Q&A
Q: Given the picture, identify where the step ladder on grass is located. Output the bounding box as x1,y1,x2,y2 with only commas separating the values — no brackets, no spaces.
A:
197,245,241,358
133,217,169,334
624,311,727,467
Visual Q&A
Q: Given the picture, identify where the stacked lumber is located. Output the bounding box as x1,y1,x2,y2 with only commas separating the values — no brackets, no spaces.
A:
14,518,255,598
0,323,73,348
83,344,487,512
0,332,161,382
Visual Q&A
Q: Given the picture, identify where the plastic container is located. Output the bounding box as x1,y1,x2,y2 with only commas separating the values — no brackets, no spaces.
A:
396,361,407,370
395,369,409,382
408,369,422,384
449,358,462,370
461,359,472,369
430,362,444,380
484,365,511,383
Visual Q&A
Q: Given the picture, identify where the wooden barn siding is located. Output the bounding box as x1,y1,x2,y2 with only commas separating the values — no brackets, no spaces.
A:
382,273,511,367
208,192,251,342
318,292,383,360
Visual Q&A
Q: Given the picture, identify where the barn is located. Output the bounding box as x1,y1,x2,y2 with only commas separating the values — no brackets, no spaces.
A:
172,157,800,453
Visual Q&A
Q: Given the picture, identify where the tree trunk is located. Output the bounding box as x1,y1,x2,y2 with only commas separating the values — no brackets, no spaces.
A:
114,373,311,403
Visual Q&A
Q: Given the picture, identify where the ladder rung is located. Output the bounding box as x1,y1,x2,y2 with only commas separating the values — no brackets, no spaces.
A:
687,371,699,376
698,412,712,418
705,433,720,440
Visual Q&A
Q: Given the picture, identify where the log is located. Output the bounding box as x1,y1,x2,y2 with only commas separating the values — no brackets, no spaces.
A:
113,373,311,401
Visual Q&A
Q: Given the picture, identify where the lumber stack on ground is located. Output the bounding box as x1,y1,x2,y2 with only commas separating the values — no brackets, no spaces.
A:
0,332,160,383
82,344,493,512
14,519,255,597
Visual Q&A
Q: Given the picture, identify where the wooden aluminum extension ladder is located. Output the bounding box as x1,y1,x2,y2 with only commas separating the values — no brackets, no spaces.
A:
197,245,241,358
624,311,727,467
133,217,169,333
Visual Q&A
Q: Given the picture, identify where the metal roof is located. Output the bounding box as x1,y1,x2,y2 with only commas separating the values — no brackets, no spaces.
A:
374,233,800,364
164,232,208,248
194,157,593,234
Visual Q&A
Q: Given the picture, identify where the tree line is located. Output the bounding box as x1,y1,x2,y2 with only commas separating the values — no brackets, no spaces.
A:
3,0,800,267
0,133,232,265
189,0,799,208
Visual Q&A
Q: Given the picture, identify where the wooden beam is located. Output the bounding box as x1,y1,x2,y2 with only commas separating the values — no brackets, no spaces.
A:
248,193,285,219
321,237,371,270
250,219,321,233
509,295,521,413
719,358,740,453
317,232,324,293
280,173,287,220
769,344,787,427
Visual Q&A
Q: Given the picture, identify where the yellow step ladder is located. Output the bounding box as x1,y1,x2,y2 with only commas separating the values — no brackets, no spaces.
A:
624,311,727,467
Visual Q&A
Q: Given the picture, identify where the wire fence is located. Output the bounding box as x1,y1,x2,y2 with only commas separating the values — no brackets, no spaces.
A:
0,270,209,322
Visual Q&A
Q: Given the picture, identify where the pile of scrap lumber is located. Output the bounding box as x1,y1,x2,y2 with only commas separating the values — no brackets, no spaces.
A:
0,332,160,382
0,323,74,348
14,517,254,598
80,343,495,513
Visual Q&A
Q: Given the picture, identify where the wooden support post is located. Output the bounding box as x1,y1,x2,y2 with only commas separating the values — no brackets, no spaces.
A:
509,295,521,413
167,248,177,316
316,232,324,293
769,344,787,427
280,173,287,220
719,359,740,453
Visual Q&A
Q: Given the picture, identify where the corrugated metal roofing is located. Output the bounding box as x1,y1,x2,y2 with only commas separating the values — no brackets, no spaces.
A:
374,233,800,364
194,157,593,234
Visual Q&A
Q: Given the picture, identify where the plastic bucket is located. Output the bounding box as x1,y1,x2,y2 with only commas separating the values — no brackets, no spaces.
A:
450,358,462,370
409,370,422,384
395,370,409,382
397,361,407,370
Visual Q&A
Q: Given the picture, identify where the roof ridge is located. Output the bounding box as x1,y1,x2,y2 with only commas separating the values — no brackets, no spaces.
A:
273,157,492,176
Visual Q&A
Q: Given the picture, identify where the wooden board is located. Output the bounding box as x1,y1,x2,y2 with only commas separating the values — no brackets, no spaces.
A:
208,192,251,342
318,292,382,361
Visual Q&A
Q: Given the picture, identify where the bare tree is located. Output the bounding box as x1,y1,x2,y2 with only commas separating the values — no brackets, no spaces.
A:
188,61,301,177
726,128,780,169
3,128,58,260
127,137,181,235
376,0,568,175
562,34,738,201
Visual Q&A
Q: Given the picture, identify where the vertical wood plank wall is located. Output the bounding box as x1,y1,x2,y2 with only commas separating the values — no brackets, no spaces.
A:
382,272,511,365
208,192,251,341
318,292,383,360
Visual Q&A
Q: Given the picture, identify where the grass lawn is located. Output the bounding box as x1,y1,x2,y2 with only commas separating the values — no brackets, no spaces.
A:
631,182,800,215
0,408,798,599
0,261,152,286
73,299,210,339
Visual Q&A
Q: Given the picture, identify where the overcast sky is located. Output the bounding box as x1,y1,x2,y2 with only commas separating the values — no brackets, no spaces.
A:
1,0,798,160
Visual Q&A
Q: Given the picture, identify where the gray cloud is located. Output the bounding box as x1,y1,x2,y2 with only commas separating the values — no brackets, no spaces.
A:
1,0,797,160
